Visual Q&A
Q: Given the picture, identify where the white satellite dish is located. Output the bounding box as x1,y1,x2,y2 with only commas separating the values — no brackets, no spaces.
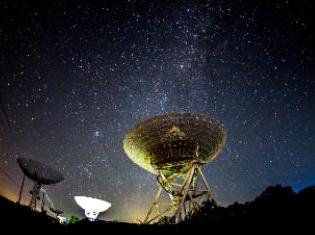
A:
74,196,111,221
57,215,67,224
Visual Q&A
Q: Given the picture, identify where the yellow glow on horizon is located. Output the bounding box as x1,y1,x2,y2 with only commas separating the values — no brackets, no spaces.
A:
0,188,17,202
0,182,30,205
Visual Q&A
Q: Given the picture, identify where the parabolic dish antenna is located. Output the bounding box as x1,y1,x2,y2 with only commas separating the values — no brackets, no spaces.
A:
74,196,111,221
123,113,226,223
17,157,64,210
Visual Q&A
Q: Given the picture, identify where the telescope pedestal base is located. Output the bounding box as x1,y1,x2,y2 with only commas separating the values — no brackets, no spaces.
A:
142,162,213,224
29,183,42,210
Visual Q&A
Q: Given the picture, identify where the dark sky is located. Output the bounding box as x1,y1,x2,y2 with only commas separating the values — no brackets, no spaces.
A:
0,0,314,222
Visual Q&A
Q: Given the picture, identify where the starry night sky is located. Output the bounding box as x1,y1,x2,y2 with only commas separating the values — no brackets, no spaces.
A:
0,0,314,222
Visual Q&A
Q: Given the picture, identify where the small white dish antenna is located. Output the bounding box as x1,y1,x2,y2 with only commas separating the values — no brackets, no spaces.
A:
57,215,67,224
74,196,111,221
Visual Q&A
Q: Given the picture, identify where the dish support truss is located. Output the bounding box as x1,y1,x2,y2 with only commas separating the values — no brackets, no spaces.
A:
29,182,42,210
142,160,213,224
18,175,43,211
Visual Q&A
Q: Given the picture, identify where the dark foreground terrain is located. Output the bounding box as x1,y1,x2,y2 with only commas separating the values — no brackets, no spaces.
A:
0,184,314,233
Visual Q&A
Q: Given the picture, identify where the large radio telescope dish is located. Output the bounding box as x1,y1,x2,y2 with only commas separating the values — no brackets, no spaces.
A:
124,112,226,176
17,157,64,210
74,196,111,221
123,113,226,223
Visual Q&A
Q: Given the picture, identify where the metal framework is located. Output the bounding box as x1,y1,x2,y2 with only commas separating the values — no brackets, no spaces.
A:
29,183,42,210
143,148,213,223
